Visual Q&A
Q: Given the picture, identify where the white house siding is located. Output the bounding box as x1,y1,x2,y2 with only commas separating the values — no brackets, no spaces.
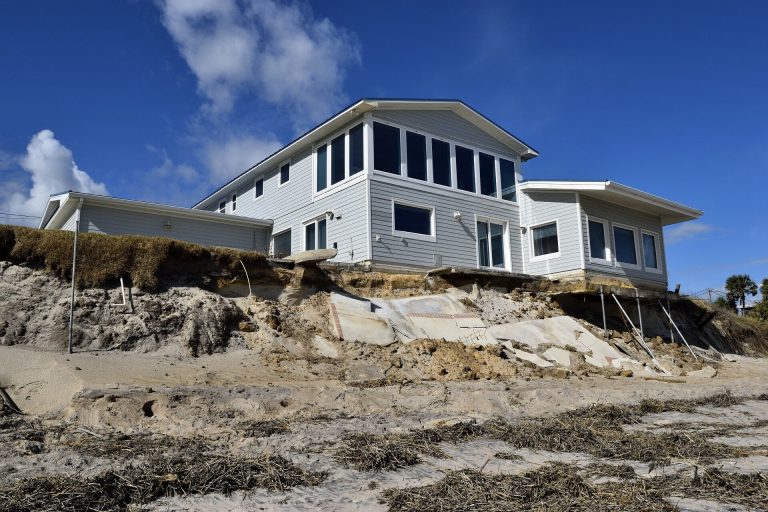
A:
370,175,524,271
579,195,667,285
206,145,370,263
61,213,77,231
520,191,582,276
76,204,268,252
373,109,513,155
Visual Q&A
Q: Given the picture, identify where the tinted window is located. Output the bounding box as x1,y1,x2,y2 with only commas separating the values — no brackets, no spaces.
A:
477,221,490,267
318,219,327,249
280,163,290,184
349,124,364,175
455,145,475,192
273,230,291,258
255,178,264,197
588,220,607,260
533,223,559,257
500,158,516,201
373,122,400,174
613,226,637,265
331,134,345,185
305,223,316,251
231,193,237,211
479,152,496,197
643,233,658,269
431,139,451,186
394,203,432,236
316,145,327,192
406,131,427,181
490,222,505,268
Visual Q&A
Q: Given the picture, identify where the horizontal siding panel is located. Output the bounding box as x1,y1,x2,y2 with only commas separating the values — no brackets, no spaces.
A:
520,191,582,276
80,205,267,252
371,178,523,271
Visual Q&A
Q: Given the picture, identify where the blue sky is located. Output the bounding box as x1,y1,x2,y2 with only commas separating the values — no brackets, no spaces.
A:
1,0,767,295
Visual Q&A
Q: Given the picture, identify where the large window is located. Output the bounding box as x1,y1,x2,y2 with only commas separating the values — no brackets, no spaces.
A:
613,225,638,266
373,122,401,174
331,134,345,185
531,222,559,258
455,145,475,192
431,139,451,187
273,229,291,258
316,145,327,192
255,177,264,198
406,131,427,181
304,218,327,251
392,201,434,240
477,220,506,268
642,231,660,271
279,163,290,185
588,218,610,263
500,158,516,202
479,152,496,197
349,123,364,175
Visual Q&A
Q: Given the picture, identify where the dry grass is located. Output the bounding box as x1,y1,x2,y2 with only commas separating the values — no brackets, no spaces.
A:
0,452,326,512
0,225,267,291
333,432,446,472
237,419,291,438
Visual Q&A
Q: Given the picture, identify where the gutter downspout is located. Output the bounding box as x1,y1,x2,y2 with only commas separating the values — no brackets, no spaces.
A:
67,199,83,354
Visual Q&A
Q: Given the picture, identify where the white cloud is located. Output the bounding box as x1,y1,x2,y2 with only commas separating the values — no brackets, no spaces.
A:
665,222,715,244
0,130,108,226
159,0,360,127
0,150,17,170
146,145,200,183
203,134,282,183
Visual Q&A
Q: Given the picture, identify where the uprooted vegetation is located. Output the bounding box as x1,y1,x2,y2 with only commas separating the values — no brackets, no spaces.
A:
329,393,762,472
381,462,768,512
0,452,327,512
0,225,270,291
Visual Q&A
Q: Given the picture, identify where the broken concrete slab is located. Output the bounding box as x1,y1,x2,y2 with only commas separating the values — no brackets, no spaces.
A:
489,316,625,368
329,293,395,346
285,248,337,265
685,365,717,378
502,342,554,368
542,347,572,367
311,335,339,359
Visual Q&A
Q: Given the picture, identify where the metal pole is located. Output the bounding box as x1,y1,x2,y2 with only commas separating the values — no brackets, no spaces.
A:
657,300,698,360
666,294,675,343
611,293,655,359
635,288,644,340
599,286,608,338
67,200,82,355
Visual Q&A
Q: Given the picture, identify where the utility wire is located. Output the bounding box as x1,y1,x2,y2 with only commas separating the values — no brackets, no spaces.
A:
0,212,41,218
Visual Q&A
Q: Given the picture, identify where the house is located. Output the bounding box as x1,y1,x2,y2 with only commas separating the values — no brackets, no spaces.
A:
40,99,702,290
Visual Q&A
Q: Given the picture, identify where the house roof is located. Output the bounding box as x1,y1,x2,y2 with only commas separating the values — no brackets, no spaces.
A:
518,180,703,226
192,98,539,209
41,191,273,230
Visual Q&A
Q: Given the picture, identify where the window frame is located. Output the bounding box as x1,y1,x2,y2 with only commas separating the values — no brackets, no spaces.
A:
370,117,519,203
391,198,437,243
586,216,612,266
278,161,290,187
231,193,237,212
312,122,367,199
254,177,264,199
218,200,226,214
475,215,510,271
641,229,663,274
302,214,328,251
271,227,292,258
529,220,561,262
611,222,641,270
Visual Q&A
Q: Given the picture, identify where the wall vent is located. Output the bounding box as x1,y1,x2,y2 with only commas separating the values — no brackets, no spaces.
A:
433,254,443,266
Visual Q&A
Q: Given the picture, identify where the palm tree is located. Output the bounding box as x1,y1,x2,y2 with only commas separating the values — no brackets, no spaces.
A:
725,274,758,314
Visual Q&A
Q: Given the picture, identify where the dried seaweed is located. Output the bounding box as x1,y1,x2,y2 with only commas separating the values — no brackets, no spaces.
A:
333,431,445,472
0,452,326,512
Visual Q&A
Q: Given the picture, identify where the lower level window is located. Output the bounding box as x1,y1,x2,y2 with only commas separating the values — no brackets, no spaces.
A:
477,221,506,268
273,229,291,258
304,218,327,251
532,222,559,257
393,202,434,239
642,232,659,270
613,225,638,266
